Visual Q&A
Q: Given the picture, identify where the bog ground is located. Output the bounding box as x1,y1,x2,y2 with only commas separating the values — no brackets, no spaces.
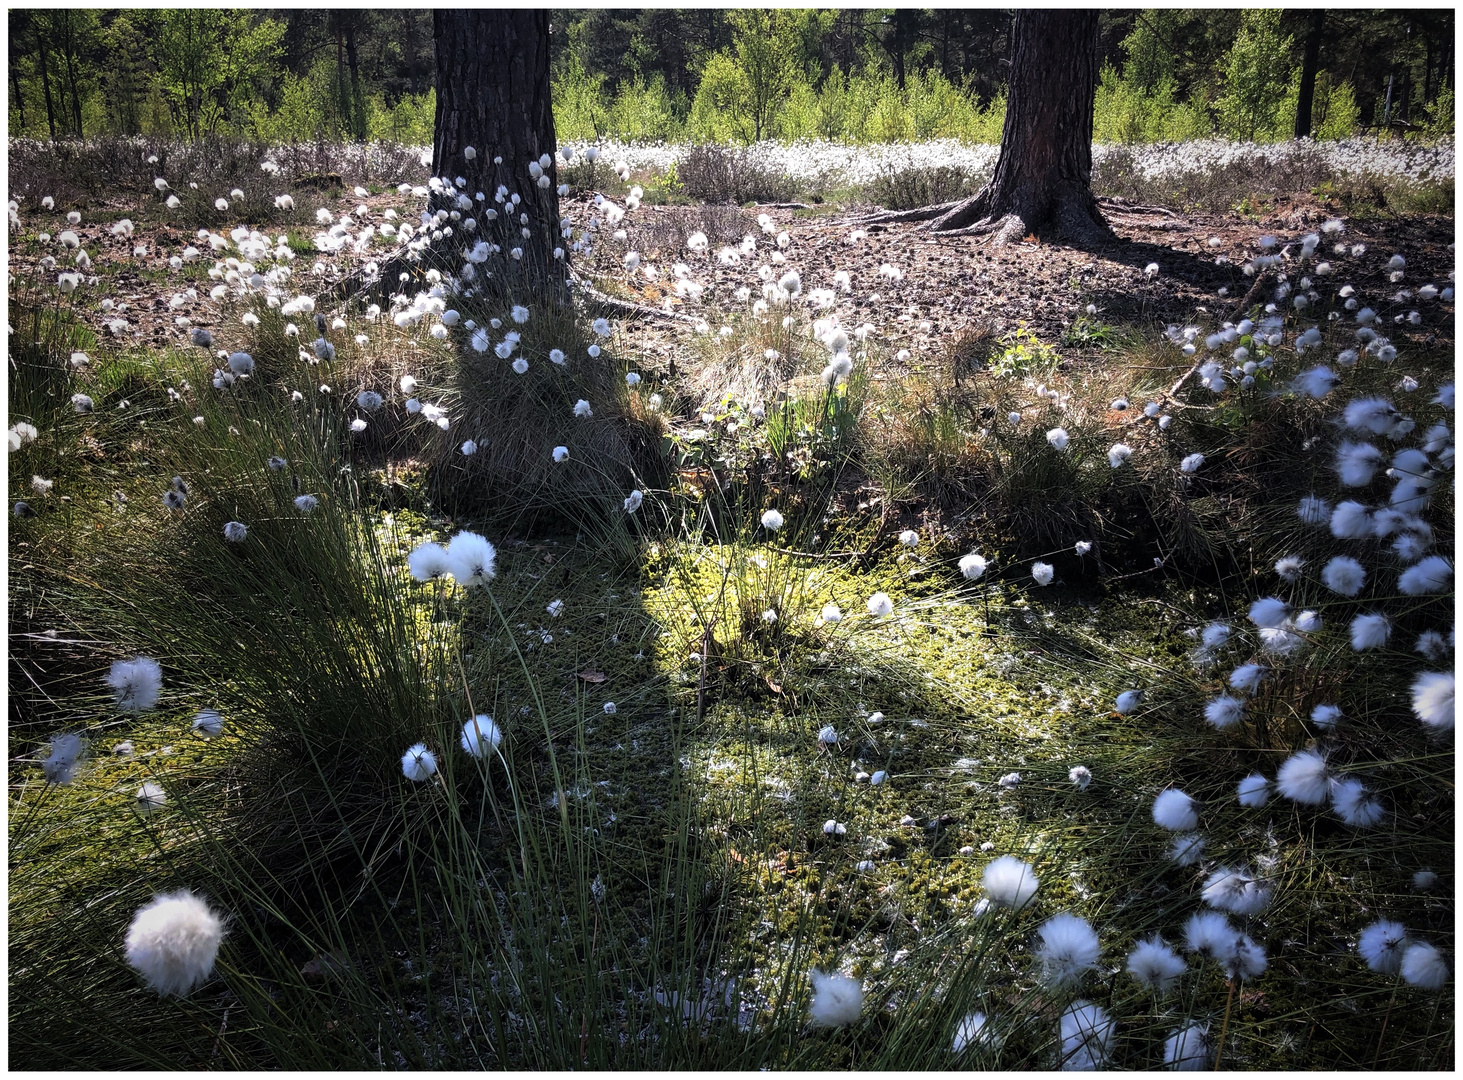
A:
8,137,1455,1070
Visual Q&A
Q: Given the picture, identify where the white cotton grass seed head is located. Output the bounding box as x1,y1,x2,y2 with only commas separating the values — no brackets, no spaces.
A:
952,1011,994,1054
1357,919,1409,975
760,508,784,531
1167,833,1205,866
460,714,502,759
1164,1024,1212,1071
1031,561,1055,586
959,552,987,580
401,742,438,782
124,890,225,997
1035,913,1100,987
1330,500,1372,539
1069,765,1092,790
817,725,838,745
982,855,1039,910
223,521,248,543
1201,866,1272,916
808,970,862,1027
1310,704,1343,731
1153,789,1198,831
867,592,894,617
1349,612,1391,651
1274,554,1306,581
408,542,452,582
445,531,496,587
1046,427,1070,451
1114,690,1142,715
1411,672,1454,731
107,656,163,713
43,732,85,785
1276,748,1330,804
1331,776,1385,828
136,781,167,813
1400,942,1450,990
192,709,224,738
1248,597,1289,629
1183,910,1238,957
1059,1000,1115,1071
1204,694,1245,729
1228,664,1266,695
1127,936,1186,994
1399,555,1452,596
1236,773,1271,807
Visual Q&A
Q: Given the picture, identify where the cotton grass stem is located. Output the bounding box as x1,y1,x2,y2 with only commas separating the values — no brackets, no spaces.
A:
1213,976,1237,1071
1372,983,1398,1069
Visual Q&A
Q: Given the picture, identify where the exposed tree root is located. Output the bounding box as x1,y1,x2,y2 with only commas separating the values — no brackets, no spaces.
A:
569,271,699,326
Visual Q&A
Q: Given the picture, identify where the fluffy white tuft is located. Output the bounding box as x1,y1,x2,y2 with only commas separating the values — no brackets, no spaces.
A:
1329,500,1373,539
1115,690,1143,714
1334,441,1383,486
1228,664,1267,695
952,1010,993,1053
1410,672,1454,731
1236,773,1271,808
1036,913,1101,987
1321,556,1366,596
401,742,438,782
1031,561,1055,586
1310,704,1343,731
1357,919,1408,975
1331,777,1384,828
1276,748,1330,804
1059,1001,1114,1070
1201,866,1272,915
1247,597,1289,629
1399,556,1452,595
107,656,163,713
982,855,1039,910
445,531,496,587
959,551,988,580
1167,833,1206,866
459,714,501,759
1183,910,1237,956
1400,942,1450,989
124,890,225,997
808,970,862,1027
1204,694,1245,729
1163,1023,1211,1070
1348,612,1391,651
1127,936,1186,993
408,541,452,582
1153,789,1198,831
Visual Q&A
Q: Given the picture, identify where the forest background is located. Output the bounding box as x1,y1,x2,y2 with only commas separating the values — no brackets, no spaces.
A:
7,9,1455,148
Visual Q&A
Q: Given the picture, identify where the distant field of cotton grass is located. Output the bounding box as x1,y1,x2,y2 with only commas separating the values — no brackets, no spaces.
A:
552,135,1455,189
8,122,1455,1069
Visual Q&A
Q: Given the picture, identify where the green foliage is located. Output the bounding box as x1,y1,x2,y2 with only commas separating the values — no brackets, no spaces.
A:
1093,64,1212,144
1216,9,1295,142
990,324,1059,381
1419,84,1455,140
154,10,286,139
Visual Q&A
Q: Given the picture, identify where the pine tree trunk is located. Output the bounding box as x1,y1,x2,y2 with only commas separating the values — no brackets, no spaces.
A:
1293,11,1325,139
930,10,1110,246
433,10,565,303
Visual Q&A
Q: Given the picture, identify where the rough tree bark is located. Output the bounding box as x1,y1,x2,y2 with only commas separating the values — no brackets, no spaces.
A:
432,10,565,302
927,10,1111,245
1293,11,1325,139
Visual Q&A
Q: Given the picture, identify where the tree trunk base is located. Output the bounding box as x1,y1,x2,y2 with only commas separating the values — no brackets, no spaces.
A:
926,180,1116,247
